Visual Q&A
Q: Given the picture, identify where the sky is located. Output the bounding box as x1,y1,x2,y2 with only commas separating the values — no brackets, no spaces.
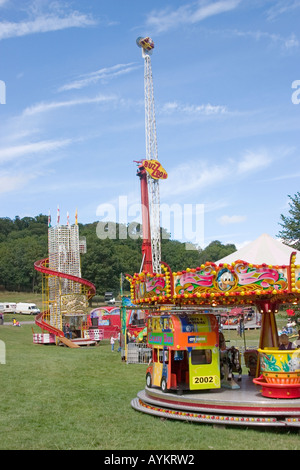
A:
0,0,299,251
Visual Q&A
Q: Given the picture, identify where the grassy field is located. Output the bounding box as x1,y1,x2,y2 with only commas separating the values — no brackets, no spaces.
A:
0,312,300,450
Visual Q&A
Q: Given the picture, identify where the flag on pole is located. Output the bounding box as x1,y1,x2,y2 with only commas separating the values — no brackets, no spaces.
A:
67,211,70,227
48,210,51,228
57,205,60,225
75,208,78,225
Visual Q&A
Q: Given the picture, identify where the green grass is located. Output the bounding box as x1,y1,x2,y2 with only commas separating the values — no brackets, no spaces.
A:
0,322,300,450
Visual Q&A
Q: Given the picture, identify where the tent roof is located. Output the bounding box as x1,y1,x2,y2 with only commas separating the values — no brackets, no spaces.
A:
217,233,300,266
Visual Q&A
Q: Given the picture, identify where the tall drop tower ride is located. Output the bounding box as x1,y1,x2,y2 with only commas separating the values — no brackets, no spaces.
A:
136,36,161,274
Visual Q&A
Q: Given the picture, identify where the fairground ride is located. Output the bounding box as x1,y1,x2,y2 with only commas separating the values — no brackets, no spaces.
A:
34,211,97,348
135,37,167,275
121,37,168,358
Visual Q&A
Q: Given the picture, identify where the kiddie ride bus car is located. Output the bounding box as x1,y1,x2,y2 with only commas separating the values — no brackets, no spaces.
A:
146,312,220,393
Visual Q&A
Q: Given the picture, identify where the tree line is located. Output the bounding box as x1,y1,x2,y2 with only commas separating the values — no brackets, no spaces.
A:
0,215,237,295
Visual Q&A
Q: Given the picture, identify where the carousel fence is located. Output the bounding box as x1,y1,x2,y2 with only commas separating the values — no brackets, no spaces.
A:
126,343,152,364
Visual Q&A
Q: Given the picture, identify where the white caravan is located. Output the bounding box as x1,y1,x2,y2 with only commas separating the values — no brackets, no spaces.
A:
0,302,17,313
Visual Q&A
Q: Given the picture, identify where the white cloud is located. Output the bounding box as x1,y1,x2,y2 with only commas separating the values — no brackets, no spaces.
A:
23,94,117,116
161,149,272,201
230,29,299,50
0,8,96,40
146,0,241,33
161,161,230,199
59,63,140,92
284,34,299,49
266,1,300,20
160,101,228,116
0,139,71,163
218,214,246,225
260,171,300,183
237,150,272,174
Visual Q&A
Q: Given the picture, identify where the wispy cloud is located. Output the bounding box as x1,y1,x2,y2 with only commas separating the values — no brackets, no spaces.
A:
0,4,96,40
236,150,271,174
266,0,300,20
162,161,229,198
161,149,273,200
160,101,228,116
58,63,140,92
218,214,246,225
259,171,300,183
146,0,241,33
0,139,71,163
230,29,299,50
23,94,117,116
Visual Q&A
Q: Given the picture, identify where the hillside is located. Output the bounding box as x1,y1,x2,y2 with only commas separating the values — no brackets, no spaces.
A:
0,215,236,295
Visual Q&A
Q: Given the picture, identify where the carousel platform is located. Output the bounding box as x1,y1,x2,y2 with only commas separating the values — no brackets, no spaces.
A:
131,375,300,428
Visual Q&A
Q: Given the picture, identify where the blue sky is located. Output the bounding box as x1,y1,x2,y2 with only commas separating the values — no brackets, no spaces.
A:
0,0,299,250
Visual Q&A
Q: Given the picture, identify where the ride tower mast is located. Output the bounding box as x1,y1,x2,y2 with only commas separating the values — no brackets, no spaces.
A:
136,36,161,274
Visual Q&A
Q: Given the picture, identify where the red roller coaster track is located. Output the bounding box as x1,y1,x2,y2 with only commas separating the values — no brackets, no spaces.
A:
34,258,96,338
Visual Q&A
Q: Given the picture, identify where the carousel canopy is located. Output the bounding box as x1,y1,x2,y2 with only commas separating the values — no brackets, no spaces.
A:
217,233,300,266
128,234,300,308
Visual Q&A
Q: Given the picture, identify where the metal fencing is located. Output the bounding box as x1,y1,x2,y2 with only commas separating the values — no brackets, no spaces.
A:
126,343,152,364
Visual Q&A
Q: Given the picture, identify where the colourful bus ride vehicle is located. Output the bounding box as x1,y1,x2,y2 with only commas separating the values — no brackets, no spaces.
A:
146,313,220,393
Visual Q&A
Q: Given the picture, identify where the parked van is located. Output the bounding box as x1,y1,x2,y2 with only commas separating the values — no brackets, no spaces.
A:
16,303,40,315
0,302,17,314
104,292,114,304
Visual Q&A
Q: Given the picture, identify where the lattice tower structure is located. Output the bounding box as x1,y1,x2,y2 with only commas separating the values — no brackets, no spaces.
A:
142,46,161,274
47,224,82,330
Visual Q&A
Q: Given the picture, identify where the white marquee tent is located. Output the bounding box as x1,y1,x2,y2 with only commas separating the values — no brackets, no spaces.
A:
217,233,300,266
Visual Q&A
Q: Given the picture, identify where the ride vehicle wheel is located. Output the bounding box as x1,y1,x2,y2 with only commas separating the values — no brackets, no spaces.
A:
146,373,152,388
161,377,167,393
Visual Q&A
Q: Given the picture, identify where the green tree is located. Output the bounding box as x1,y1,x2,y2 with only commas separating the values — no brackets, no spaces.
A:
0,214,237,294
199,240,236,263
278,192,300,250
161,239,200,271
0,236,47,291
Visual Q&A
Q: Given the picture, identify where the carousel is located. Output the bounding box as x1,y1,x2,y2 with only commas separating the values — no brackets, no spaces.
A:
130,234,300,428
